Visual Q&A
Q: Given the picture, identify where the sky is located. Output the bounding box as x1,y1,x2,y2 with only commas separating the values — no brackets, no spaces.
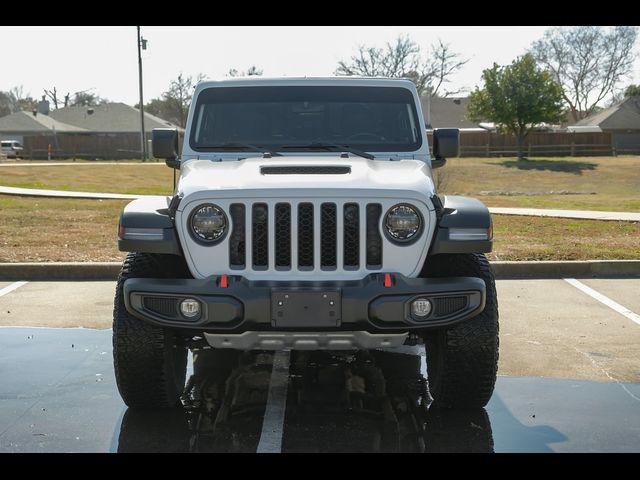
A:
2,26,638,105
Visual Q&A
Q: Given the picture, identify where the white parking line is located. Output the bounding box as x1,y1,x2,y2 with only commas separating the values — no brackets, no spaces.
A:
564,278,640,326
0,281,28,298
256,350,291,453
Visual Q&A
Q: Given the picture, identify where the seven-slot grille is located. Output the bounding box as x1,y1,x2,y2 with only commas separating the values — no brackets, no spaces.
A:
228,201,383,271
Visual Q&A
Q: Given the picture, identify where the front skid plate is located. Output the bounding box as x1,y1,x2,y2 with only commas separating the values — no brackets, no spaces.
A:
204,331,408,350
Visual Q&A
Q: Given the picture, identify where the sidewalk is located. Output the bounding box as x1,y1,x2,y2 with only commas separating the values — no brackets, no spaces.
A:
0,185,148,200
1,185,639,221
488,207,640,222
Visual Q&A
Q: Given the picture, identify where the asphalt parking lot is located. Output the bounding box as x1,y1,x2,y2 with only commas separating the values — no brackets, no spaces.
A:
1,278,639,452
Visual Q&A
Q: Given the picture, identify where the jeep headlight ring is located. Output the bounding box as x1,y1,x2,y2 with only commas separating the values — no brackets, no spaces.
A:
189,204,228,244
384,204,423,244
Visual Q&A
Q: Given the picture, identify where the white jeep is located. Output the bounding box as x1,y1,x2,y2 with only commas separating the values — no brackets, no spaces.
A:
113,77,498,409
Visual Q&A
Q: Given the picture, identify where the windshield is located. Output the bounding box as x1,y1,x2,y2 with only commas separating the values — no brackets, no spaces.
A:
190,86,422,153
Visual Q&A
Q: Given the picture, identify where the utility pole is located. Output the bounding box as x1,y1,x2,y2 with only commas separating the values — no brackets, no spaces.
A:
137,26,147,161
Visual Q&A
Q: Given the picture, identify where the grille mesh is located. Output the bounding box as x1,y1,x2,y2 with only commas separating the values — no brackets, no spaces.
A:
320,203,337,268
143,297,178,318
366,204,383,267
229,204,246,268
298,203,314,268
252,203,268,268
275,203,291,268
343,203,360,267
434,296,468,316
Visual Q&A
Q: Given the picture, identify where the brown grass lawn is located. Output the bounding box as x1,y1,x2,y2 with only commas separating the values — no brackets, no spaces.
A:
437,155,640,212
2,156,639,211
0,161,173,195
1,195,638,262
0,196,128,262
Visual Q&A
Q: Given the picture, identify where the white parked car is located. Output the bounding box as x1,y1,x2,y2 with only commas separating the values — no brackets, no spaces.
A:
1,140,24,159
113,77,498,410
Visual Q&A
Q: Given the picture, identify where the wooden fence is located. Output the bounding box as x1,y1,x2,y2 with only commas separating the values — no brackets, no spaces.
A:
22,133,149,160
427,131,638,157
15,130,639,160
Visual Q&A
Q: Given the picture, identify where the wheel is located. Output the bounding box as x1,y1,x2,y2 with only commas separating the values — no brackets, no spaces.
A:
423,408,494,452
117,408,191,452
113,252,191,408
420,253,499,409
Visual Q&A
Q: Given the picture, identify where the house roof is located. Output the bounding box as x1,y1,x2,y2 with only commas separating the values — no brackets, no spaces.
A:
49,102,181,133
575,96,640,131
0,110,87,133
420,96,478,129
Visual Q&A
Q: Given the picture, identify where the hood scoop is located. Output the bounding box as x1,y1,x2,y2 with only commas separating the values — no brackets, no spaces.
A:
260,165,351,175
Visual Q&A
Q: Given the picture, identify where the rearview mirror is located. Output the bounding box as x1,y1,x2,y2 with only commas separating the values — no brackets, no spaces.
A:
152,128,180,168
432,128,460,168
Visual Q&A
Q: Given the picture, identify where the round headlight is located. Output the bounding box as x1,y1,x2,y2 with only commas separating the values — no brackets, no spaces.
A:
384,204,422,242
190,204,227,242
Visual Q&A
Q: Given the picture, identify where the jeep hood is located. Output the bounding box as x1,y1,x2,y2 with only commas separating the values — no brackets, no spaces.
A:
178,156,435,200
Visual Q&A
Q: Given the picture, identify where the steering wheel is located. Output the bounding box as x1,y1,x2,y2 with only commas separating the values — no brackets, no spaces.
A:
344,132,385,142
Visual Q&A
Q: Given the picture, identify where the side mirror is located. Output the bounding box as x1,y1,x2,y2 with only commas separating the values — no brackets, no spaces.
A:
152,128,180,169
432,128,460,168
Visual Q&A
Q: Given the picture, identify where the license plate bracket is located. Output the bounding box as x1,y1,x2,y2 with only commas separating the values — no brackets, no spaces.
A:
271,290,342,328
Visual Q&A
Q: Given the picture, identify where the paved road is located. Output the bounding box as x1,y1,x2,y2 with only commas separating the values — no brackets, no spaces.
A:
2,278,639,382
1,278,639,452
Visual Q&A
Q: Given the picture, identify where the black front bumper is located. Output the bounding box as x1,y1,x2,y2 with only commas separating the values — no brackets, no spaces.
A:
123,273,485,333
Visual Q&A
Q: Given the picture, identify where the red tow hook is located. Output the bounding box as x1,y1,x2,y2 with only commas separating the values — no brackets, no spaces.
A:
383,273,393,288
220,274,229,289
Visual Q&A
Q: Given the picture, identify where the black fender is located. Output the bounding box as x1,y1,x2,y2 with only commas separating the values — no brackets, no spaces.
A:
118,196,182,256
429,195,493,255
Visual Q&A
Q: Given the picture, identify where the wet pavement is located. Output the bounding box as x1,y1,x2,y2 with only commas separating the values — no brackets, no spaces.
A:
0,327,638,453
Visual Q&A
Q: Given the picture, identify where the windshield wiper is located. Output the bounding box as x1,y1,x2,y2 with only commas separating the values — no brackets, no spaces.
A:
200,142,282,157
280,143,374,160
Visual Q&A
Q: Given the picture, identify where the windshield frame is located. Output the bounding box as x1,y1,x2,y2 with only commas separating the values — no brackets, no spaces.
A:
188,84,424,155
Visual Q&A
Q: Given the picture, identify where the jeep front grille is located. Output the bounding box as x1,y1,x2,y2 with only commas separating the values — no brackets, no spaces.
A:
228,201,384,272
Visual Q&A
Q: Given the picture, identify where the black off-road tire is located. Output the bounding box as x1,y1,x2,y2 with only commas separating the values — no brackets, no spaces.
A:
420,253,499,409
113,252,191,408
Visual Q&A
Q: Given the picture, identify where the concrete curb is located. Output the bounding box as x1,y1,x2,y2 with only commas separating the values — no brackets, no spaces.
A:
0,262,122,281
1,260,638,281
490,260,640,279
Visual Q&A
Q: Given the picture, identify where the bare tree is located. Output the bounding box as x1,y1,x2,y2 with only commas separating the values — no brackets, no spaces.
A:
530,26,638,122
166,73,206,128
43,87,64,109
336,35,468,97
227,66,263,77
0,92,11,117
0,88,37,116
142,73,206,128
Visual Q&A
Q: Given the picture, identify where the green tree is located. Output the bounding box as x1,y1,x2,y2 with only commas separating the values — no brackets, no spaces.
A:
70,90,108,107
624,84,640,98
467,54,565,160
